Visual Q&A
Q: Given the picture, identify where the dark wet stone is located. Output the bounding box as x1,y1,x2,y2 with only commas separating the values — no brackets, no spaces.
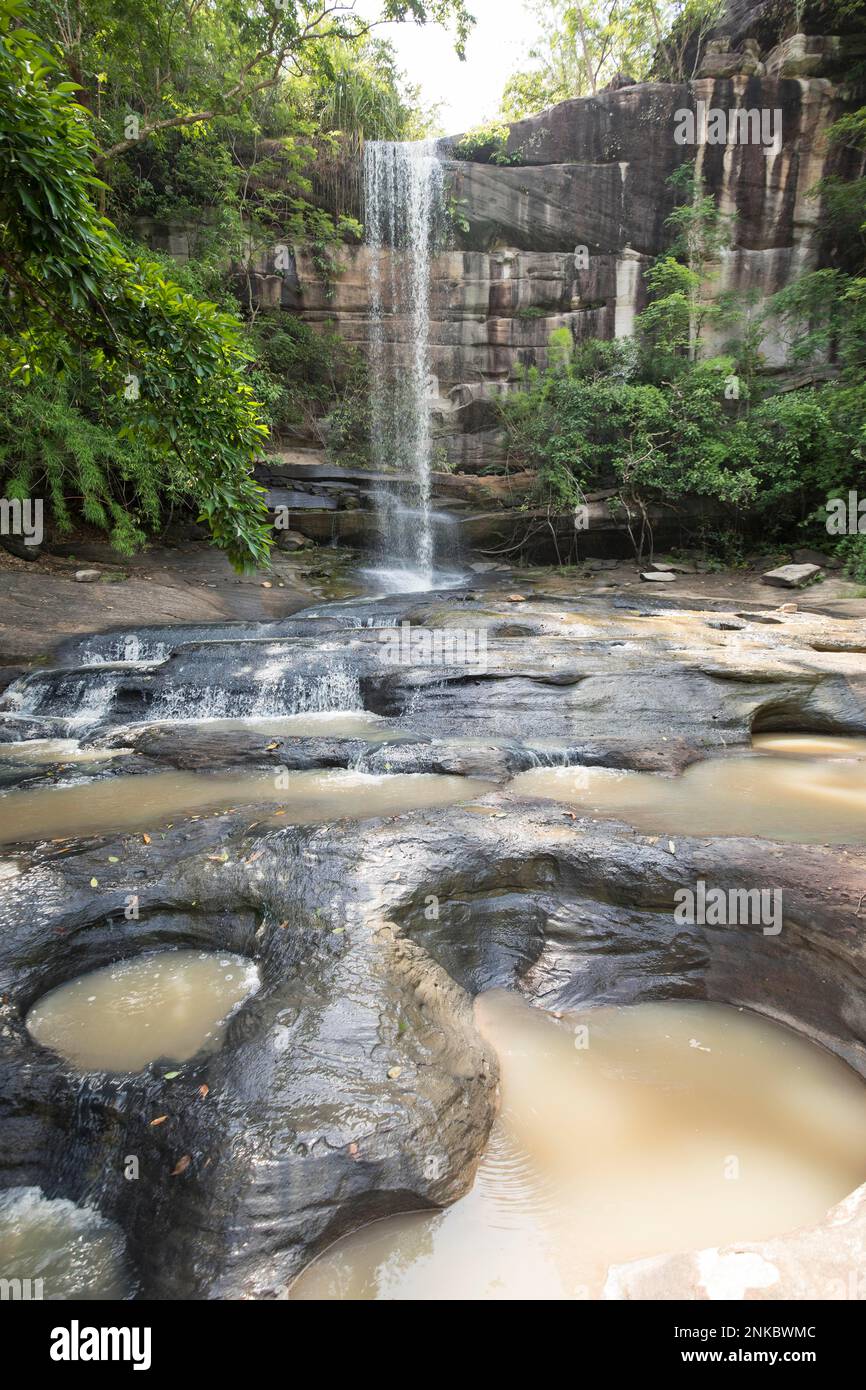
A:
0,583,864,1300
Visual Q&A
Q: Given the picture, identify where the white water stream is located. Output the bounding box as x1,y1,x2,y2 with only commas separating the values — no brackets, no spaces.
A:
363,140,446,592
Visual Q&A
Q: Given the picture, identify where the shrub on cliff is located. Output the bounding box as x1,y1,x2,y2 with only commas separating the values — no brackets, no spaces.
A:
500,339,862,566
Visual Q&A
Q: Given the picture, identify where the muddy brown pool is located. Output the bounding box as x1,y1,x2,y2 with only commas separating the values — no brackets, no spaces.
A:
26,949,260,1072
290,994,866,1300
511,746,866,843
0,1187,130,1300
0,769,494,844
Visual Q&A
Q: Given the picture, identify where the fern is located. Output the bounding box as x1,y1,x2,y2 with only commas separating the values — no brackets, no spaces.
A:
0,376,162,554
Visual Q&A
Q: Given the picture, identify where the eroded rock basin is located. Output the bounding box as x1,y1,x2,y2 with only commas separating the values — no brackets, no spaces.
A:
0,769,494,844
511,745,866,844
0,581,865,1300
0,1187,131,1300
290,994,866,1300
27,949,260,1073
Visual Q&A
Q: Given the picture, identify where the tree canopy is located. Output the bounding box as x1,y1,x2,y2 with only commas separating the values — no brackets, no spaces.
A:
0,0,472,566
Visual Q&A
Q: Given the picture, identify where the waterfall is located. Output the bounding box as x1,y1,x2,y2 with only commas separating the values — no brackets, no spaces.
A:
0,672,118,730
75,634,169,665
147,663,363,722
363,140,444,591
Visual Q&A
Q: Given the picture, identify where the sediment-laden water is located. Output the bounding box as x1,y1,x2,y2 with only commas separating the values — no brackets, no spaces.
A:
0,768,494,843
753,733,866,759
511,751,866,843
0,1187,131,1300
290,994,866,1300
26,949,260,1072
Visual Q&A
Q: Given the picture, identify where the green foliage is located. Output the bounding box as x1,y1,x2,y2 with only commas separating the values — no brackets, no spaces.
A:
813,106,866,277
835,535,866,582
0,375,158,552
500,325,865,565
322,368,373,470
0,0,273,568
248,312,366,445
446,193,470,234
636,256,697,364
497,2,724,118
32,0,472,168
307,38,437,141
636,163,736,369
1,0,474,562
501,69,563,122
454,120,523,165
650,0,724,83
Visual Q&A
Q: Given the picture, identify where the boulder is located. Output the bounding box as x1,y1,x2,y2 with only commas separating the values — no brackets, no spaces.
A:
793,547,840,570
605,1184,866,1300
697,38,764,79
602,71,638,91
74,570,102,583
0,535,43,561
763,33,841,78
642,570,677,582
761,563,822,589
275,530,312,552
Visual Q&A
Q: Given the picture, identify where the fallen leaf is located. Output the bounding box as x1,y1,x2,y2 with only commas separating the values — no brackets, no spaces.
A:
90,877,99,887
387,1066,402,1080
562,811,577,821
163,1071,180,1080
108,856,119,863
170,1155,191,1177
142,834,151,845
197,1084,209,1099
277,920,290,930
265,741,279,751
150,1115,168,1127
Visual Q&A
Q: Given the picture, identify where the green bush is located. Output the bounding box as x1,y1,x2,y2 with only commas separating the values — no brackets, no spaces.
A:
500,330,865,563
0,375,159,552
0,1,272,569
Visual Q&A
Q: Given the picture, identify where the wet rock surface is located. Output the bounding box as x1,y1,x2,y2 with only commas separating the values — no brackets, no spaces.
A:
0,813,497,1298
604,1181,866,1301
0,577,864,1299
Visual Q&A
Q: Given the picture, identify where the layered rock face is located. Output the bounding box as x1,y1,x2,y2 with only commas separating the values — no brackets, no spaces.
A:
134,28,862,493
238,54,850,472
135,32,861,480
450,74,834,356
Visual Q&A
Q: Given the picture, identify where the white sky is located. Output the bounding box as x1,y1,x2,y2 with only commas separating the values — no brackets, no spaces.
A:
357,0,541,134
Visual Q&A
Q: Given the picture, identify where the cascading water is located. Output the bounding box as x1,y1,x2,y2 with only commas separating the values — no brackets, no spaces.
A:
0,672,119,731
363,140,450,593
146,662,364,723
